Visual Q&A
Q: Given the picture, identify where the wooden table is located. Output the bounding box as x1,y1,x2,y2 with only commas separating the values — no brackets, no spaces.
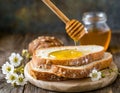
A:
0,32,120,93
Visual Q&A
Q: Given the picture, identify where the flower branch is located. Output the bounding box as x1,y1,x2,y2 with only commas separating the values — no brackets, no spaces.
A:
1,49,31,86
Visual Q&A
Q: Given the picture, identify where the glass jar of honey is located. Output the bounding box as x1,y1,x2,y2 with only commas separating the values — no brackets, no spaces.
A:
80,12,111,51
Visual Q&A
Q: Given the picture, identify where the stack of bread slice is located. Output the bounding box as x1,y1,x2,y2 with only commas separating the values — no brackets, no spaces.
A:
28,45,113,81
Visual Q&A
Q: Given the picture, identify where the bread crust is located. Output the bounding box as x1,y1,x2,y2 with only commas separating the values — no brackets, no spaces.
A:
32,47,104,66
29,62,69,81
51,54,112,78
28,36,63,54
31,52,112,79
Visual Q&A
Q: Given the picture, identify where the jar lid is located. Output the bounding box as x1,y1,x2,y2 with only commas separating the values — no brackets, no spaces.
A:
82,12,107,24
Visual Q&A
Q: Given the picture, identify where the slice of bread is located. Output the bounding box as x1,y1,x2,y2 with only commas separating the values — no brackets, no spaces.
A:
32,45,104,66
30,52,112,80
29,62,69,81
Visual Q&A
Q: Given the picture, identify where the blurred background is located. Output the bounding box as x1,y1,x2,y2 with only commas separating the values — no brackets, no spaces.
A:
0,0,120,34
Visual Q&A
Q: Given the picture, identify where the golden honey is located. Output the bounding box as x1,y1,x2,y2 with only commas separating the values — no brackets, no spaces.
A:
81,12,111,51
80,29,111,51
49,49,83,59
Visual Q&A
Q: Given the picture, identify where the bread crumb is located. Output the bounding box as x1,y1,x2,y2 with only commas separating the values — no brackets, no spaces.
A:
85,58,88,63
62,71,66,75
73,73,76,78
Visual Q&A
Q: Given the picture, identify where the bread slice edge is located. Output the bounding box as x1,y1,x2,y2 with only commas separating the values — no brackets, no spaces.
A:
31,52,112,79
32,45,104,66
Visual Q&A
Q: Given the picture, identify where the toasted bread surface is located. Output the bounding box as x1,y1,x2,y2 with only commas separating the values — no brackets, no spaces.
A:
32,45,104,66
31,52,112,79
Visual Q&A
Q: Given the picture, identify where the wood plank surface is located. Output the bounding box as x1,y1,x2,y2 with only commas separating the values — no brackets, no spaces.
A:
0,32,120,93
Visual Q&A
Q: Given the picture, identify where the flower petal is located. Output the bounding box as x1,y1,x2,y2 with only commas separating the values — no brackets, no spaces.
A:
2,62,14,74
89,69,102,81
5,73,18,84
16,74,27,86
9,53,23,67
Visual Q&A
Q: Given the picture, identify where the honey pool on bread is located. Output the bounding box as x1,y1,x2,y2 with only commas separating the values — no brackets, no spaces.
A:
49,49,83,59
35,45,103,60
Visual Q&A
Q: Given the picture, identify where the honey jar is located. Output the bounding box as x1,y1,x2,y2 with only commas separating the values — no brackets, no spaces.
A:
80,12,111,51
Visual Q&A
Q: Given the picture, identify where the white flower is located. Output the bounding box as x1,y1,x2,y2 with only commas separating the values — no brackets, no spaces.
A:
2,62,14,74
5,73,18,84
16,74,27,86
9,53,23,67
89,69,102,81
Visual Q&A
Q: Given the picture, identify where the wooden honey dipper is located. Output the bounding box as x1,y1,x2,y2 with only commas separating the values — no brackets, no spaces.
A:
42,0,86,41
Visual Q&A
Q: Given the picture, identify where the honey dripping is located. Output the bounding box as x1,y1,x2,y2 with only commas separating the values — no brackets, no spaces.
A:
81,12,111,51
74,40,80,46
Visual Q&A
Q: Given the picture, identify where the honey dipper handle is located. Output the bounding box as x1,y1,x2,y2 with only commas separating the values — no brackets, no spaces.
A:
42,0,70,23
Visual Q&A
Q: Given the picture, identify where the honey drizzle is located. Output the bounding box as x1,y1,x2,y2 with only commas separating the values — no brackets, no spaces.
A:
74,40,80,46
